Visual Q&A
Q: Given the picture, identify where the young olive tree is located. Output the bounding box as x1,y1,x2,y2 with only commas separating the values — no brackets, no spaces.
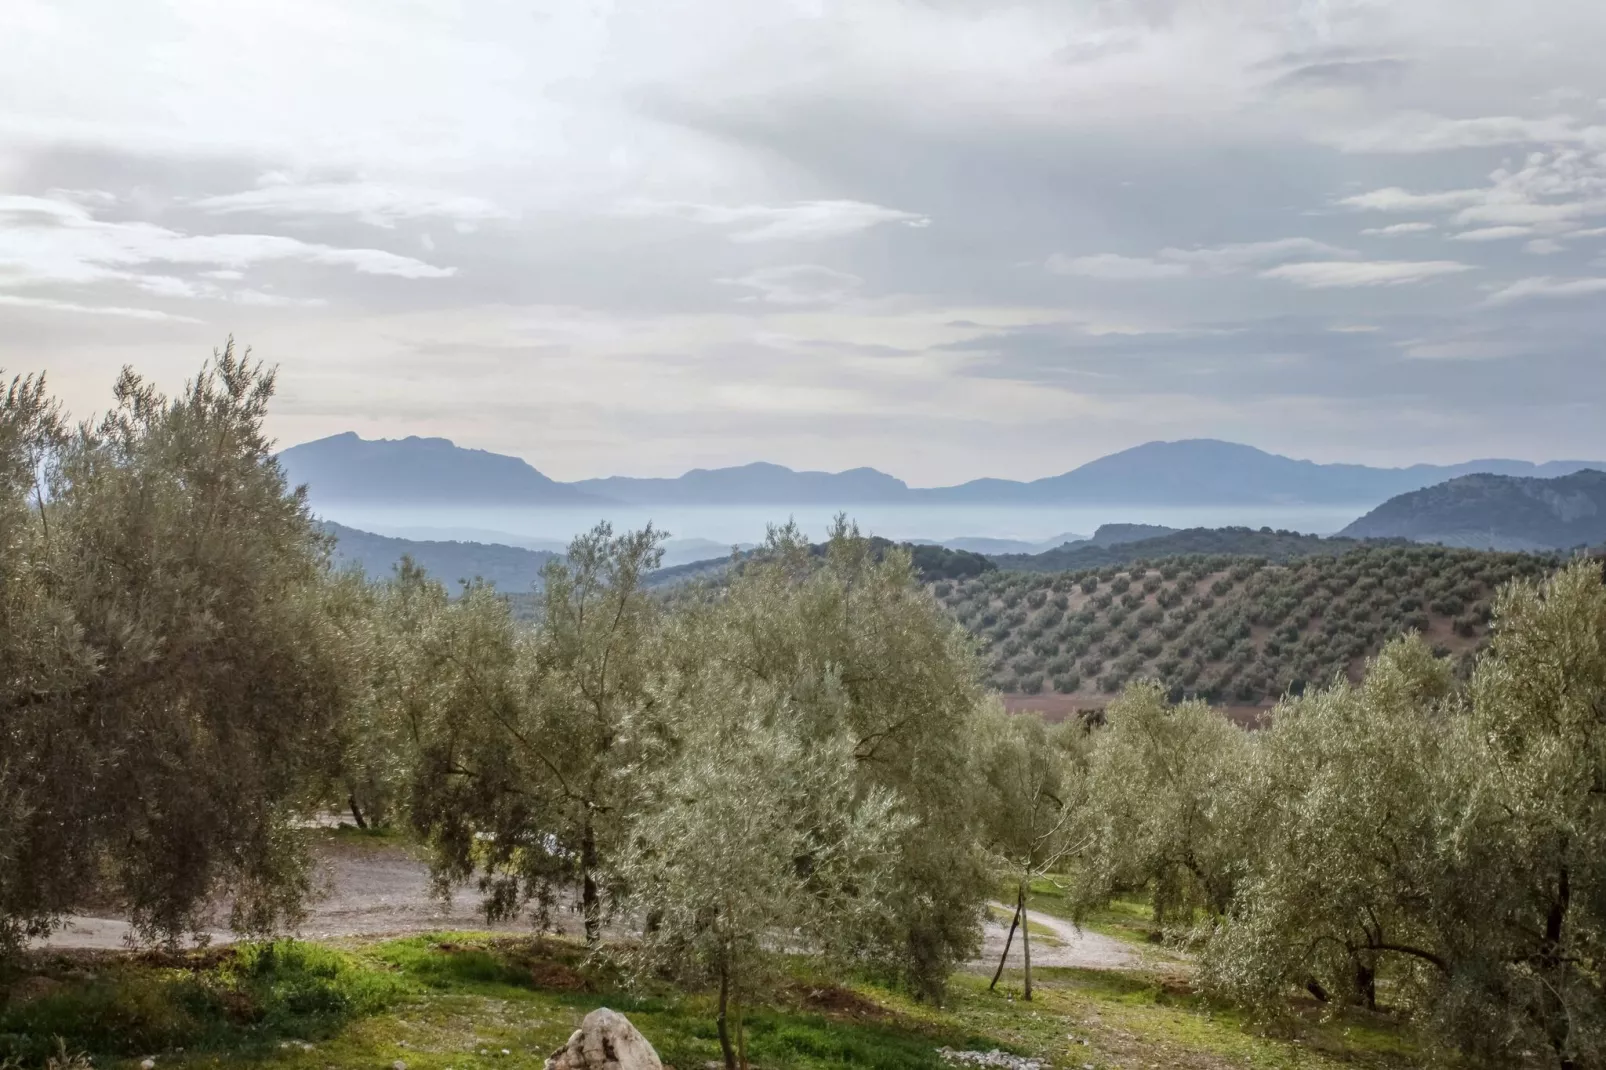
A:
2,346,352,954
402,523,668,943
1074,682,1250,929
623,669,904,1070
699,519,994,999
977,704,1089,999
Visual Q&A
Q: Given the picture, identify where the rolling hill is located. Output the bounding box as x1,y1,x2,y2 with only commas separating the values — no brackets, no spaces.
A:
322,521,558,592
991,525,1395,572
1339,469,1606,550
933,543,1563,709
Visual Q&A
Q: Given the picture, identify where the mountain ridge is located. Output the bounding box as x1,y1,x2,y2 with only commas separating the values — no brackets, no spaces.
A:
1339,469,1606,550
280,433,1605,509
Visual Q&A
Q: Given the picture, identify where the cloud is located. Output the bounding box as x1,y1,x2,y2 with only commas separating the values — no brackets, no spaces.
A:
1262,260,1474,288
0,194,455,306
1341,188,1487,212
1046,252,1190,280
0,292,201,322
6,0,1606,478
717,264,863,305
1525,238,1566,255
1485,276,1606,304
615,199,930,242
1455,200,1606,227
193,178,509,228
1048,238,1352,281
1362,222,1435,236
1325,112,1594,154
1450,226,1534,241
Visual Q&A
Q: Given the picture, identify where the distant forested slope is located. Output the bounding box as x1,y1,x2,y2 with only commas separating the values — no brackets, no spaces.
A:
992,526,1395,572
936,544,1561,704
323,522,557,592
1340,469,1606,550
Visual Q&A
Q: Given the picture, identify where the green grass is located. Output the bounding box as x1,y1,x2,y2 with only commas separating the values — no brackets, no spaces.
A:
1,933,1423,1070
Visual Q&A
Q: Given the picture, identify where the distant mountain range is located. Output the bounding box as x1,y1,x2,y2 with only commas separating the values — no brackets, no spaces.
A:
279,433,1604,510
1339,470,1606,551
281,433,602,505
572,462,909,504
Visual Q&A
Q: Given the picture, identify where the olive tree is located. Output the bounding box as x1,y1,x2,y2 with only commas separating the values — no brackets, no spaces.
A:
1074,682,1251,928
696,519,994,999
623,668,905,1070
1453,560,1606,1068
402,523,668,943
1200,561,1606,1069
1200,637,1470,1012
977,704,1088,999
2,346,352,954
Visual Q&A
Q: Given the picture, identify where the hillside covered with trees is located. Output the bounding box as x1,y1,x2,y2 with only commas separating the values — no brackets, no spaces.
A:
1341,468,1606,550
322,521,557,592
938,544,1559,704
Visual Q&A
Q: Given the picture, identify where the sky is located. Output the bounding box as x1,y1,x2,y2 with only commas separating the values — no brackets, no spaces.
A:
3,0,1605,486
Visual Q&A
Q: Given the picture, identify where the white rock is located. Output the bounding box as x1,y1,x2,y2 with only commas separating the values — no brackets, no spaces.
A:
543,1008,663,1070
140,1060,156,1070
393,1060,407,1070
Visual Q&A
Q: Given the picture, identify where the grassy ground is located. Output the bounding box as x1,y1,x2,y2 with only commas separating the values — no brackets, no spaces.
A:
0,932,1423,1070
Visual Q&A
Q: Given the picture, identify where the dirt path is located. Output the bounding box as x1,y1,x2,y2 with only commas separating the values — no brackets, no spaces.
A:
972,900,1137,972
38,836,589,950
40,840,1142,974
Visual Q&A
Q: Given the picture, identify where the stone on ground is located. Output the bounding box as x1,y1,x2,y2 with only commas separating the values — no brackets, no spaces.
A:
544,1008,663,1070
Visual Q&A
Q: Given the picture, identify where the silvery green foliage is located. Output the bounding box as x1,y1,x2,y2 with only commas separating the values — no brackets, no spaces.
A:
1,346,350,955
623,672,905,1069
1074,682,1250,929
1199,637,1467,1014
978,704,1088,883
396,523,669,943
685,519,994,1000
1202,561,1606,1068
1454,561,1606,1068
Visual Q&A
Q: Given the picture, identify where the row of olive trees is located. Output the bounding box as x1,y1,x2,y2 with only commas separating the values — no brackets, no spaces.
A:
1067,561,1606,1070
1,351,1006,1070
337,518,997,1068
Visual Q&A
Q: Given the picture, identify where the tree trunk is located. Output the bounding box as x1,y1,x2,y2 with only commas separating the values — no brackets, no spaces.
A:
990,895,1023,990
1020,881,1033,1002
1542,862,1573,1070
347,794,368,830
1354,961,1377,1011
581,818,601,946
716,962,737,1070
1305,978,1331,1003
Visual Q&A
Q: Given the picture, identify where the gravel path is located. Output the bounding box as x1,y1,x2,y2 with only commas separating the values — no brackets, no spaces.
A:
972,900,1137,972
39,841,1138,974
38,837,588,950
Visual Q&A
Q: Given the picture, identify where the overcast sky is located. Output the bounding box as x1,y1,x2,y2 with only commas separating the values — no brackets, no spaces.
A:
4,0,1605,484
